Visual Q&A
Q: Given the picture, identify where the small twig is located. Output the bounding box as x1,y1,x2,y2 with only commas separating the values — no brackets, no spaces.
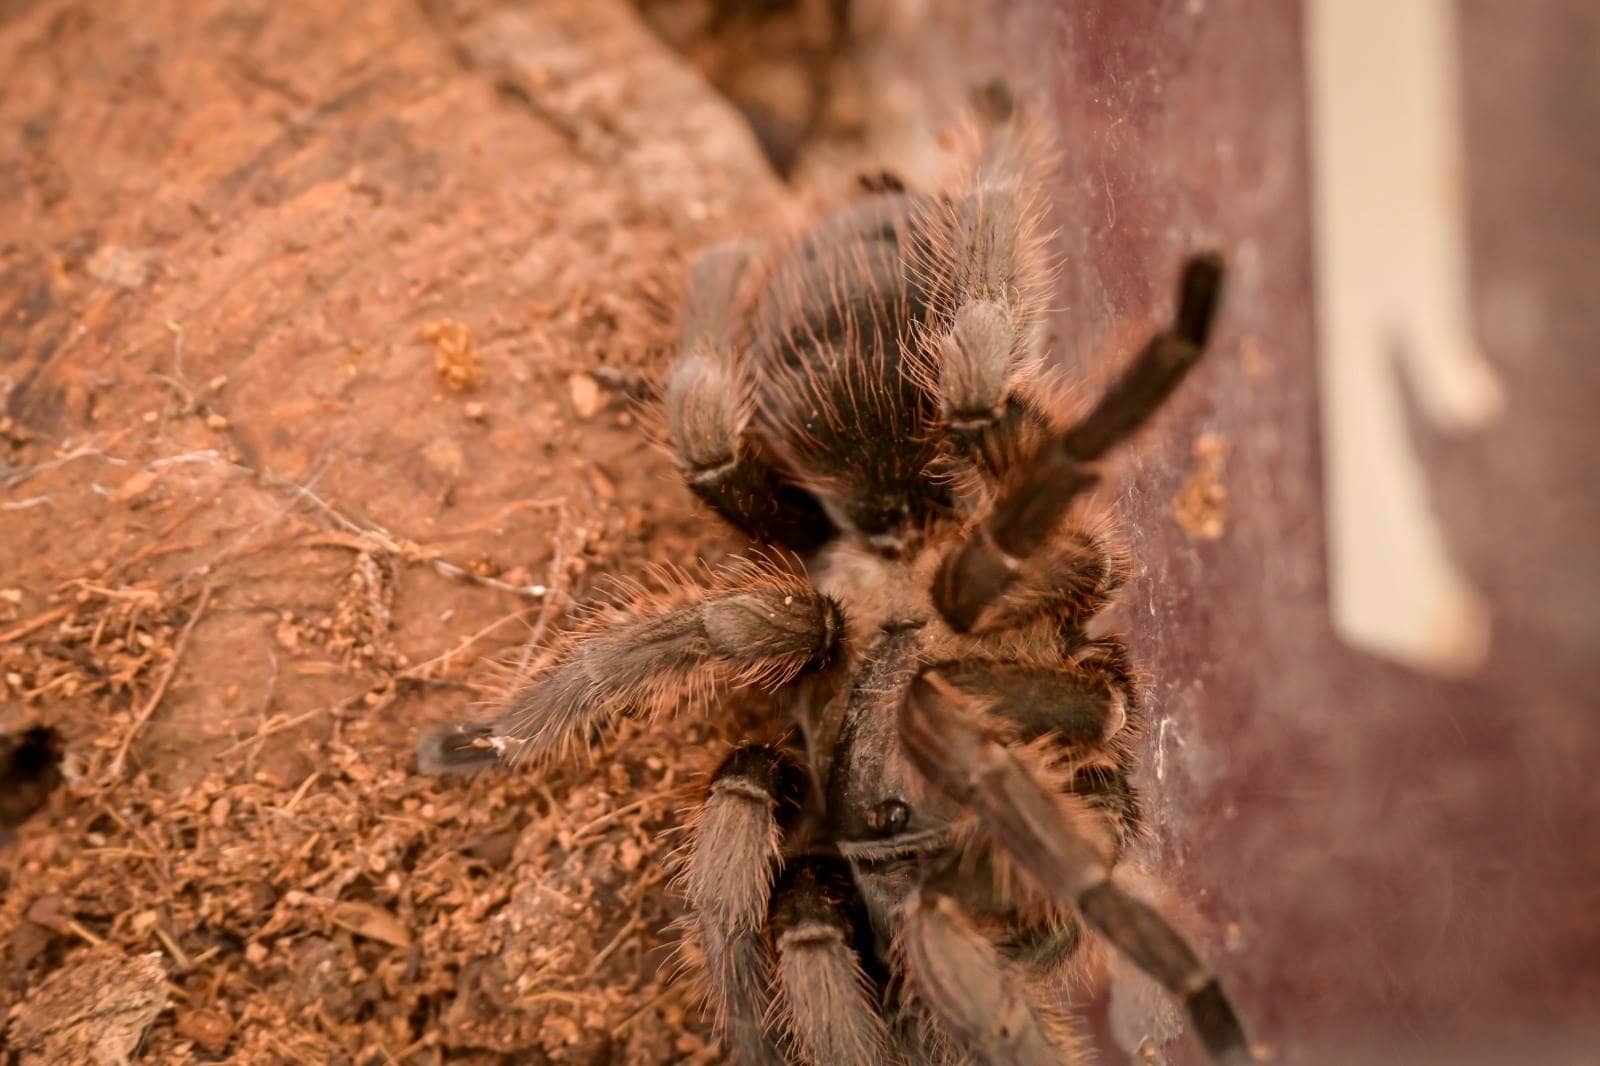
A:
392,1033,437,1060
299,528,549,600
424,556,550,600
400,607,529,682
569,794,669,843
97,800,174,889
2,445,126,489
265,1036,313,1066
105,583,213,781
511,990,604,1010
614,985,676,1035
82,846,159,860
582,917,643,979
151,371,198,410
283,770,321,812
425,496,566,541
168,319,188,382
256,647,281,721
64,580,162,604
64,919,105,947
153,922,193,969
510,502,573,692
198,459,333,577
0,603,72,644
216,693,362,760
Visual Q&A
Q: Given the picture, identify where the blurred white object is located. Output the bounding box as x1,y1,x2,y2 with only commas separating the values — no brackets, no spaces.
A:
1305,0,1505,676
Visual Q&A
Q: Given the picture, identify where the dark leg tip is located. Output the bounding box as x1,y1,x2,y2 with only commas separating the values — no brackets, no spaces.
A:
416,720,502,776
1188,977,1251,1064
1176,252,1226,349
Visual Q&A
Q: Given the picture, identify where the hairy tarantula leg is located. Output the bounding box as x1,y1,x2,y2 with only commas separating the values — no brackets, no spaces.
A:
972,527,1131,638
900,888,1083,1066
934,254,1226,632
900,672,1250,1064
688,746,804,1066
666,241,836,552
930,659,1132,749
915,116,1055,437
770,857,891,1066
515,582,838,760
417,573,842,769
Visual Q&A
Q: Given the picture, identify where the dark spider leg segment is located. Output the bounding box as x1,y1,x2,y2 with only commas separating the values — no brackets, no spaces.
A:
680,436,838,553
688,746,805,1066
900,671,1250,1064
931,659,1131,749
975,531,1130,639
944,394,1052,481
666,242,836,552
770,857,890,1066
1076,887,1249,1062
934,254,1225,632
940,649,1146,863
900,888,1080,1066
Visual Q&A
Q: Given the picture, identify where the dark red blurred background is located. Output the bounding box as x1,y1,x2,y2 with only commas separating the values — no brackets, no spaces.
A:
957,2,1599,1063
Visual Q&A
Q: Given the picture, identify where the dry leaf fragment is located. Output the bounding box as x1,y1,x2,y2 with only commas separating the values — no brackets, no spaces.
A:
331,900,413,948
174,1007,233,1054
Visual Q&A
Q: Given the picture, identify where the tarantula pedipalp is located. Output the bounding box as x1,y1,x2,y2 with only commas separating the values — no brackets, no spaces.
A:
419,97,1247,1066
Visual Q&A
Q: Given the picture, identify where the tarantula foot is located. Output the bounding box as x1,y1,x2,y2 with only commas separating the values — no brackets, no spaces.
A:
415,719,516,775
1189,978,1252,1063
1176,252,1226,349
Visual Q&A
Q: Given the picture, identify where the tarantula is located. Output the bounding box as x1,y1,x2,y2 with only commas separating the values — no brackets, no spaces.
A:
420,96,1248,1065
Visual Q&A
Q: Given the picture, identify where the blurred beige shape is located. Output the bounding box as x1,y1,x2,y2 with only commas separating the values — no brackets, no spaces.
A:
1305,0,1506,676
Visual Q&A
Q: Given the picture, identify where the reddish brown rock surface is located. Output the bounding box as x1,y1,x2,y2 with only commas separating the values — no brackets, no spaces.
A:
2,1,782,1061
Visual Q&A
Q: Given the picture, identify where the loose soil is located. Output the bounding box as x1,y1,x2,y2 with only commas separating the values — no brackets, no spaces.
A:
0,1,836,1061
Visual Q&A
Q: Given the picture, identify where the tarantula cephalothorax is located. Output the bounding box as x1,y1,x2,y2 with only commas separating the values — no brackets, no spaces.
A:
420,96,1248,1065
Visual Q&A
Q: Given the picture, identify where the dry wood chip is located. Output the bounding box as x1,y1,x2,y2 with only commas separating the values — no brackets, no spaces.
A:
331,900,413,948
568,371,603,419
6,947,167,1066
110,470,159,503
424,320,485,392
173,1008,233,1054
